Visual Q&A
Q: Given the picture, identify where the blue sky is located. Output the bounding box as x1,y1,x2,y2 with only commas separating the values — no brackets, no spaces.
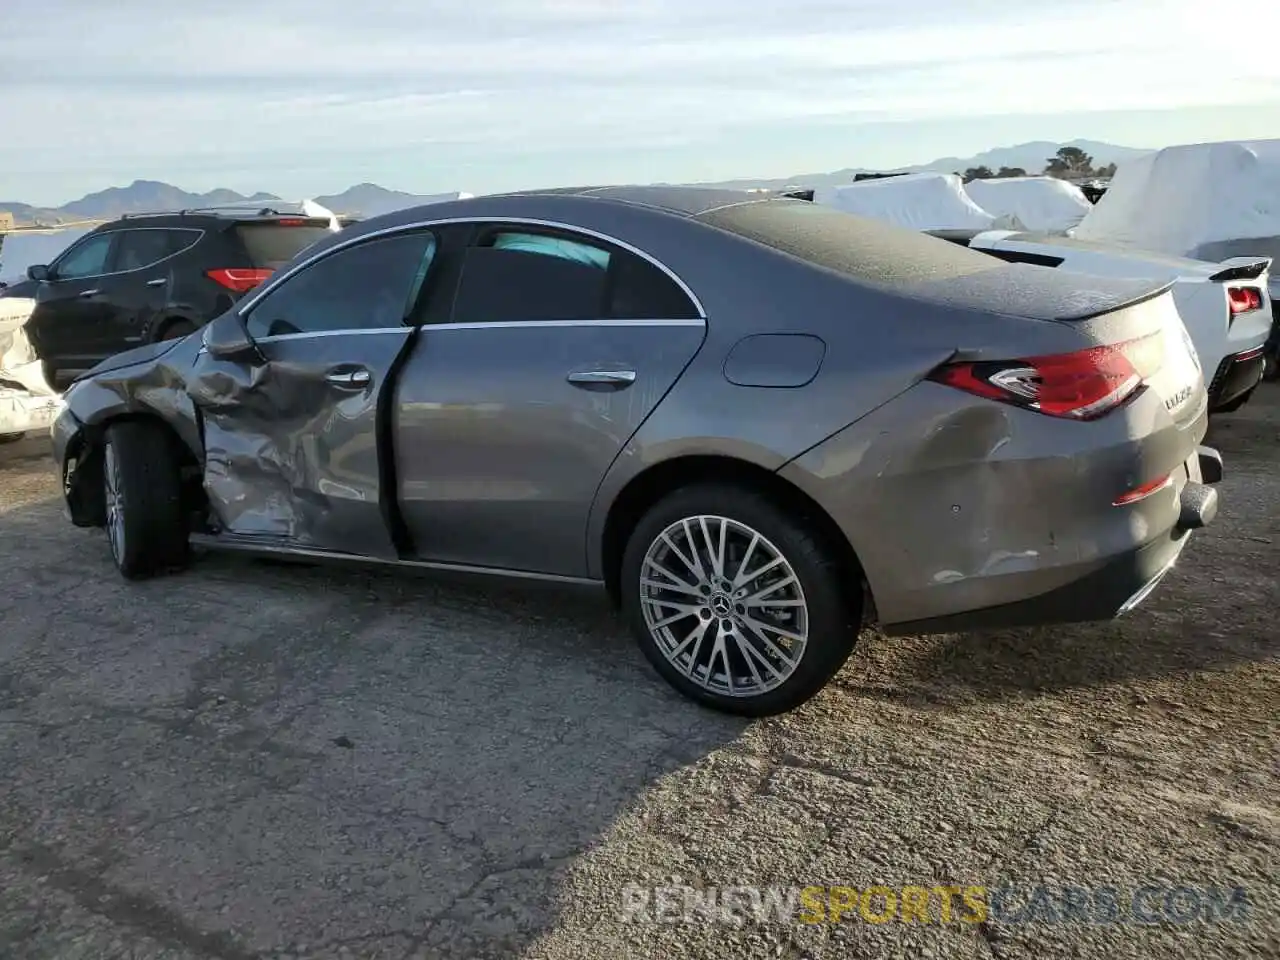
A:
1,0,1277,205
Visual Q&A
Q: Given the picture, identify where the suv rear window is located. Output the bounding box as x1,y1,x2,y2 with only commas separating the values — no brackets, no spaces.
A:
696,199,1002,286
233,222,334,270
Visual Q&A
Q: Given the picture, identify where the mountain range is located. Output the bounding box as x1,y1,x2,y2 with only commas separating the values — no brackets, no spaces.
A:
0,139,1148,225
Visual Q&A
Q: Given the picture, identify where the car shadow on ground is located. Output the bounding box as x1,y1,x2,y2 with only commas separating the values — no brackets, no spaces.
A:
0,485,747,958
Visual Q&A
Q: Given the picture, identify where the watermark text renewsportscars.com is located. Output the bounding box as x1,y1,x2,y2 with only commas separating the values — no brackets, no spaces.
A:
620,882,1253,927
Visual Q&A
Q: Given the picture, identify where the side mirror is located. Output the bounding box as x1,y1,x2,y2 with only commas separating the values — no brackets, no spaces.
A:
27,264,50,282
203,311,264,364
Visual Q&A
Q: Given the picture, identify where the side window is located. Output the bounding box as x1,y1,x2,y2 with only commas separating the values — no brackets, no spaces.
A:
167,229,203,257
245,232,436,339
53,234,114,280
608,251,700,319
450,230,610,325
113,230,176,272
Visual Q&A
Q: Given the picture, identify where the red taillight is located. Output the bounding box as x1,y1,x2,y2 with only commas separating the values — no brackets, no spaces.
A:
928,339,1150,420
1113,473,1174,506
206,268,273,293
1227,286,1263,315
275,218,307,226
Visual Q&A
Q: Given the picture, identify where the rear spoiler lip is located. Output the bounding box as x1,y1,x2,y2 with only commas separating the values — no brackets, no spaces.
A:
1055,277,1178,322
1207,256,1272,283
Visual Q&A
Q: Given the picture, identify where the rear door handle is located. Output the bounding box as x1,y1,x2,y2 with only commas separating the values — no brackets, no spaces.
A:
325,368,371,389
79,289,100,298
146,278,166,287
567,369,637,390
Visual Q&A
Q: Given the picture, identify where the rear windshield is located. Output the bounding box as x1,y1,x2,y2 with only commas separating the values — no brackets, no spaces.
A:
233,222,335,270
697,199,1002,285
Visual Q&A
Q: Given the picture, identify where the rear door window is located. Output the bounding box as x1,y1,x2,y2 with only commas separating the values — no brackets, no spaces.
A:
234,222,336,270
113,229,177,272
608,252,700,319
448,228,699,324
450,231,610,324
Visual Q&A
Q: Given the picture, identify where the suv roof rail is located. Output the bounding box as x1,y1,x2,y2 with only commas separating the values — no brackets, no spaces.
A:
119,200,328,220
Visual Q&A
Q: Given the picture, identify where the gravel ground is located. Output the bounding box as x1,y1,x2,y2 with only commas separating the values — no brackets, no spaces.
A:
0,386,1277,960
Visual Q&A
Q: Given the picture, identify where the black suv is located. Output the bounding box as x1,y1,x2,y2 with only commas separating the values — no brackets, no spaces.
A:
0,207,349,390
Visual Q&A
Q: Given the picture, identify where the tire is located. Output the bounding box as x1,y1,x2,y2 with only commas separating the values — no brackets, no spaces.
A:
102,420,190,579
620,483,860,717
157,320,197,341
1215,388,1253,414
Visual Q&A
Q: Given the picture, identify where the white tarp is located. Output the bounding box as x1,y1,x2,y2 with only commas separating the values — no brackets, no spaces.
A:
814,173,1003,232
0,296,52,395
0,227,92,286
0,293,60,436
964,176,1093,234
300,198,343,232
1072,139,1280,259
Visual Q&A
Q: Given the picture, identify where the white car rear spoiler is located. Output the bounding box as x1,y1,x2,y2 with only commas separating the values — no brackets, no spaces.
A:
1206,256,1271,283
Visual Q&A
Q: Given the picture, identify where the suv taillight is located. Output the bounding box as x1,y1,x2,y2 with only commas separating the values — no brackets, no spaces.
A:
926,335,1162,420
1227,286,1263,316
206,268,272,293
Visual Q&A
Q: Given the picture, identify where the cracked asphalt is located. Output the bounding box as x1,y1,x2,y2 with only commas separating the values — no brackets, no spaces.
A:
1,388,1278,960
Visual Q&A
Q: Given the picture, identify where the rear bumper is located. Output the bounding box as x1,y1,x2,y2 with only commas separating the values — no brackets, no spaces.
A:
882,447,1222,635
1207,347,1267,410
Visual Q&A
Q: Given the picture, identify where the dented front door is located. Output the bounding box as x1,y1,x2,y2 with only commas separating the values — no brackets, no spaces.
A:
192,330,412,556
186,228,439,558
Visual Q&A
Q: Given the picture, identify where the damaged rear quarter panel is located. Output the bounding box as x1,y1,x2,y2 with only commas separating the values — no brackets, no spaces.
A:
777,380,1202,626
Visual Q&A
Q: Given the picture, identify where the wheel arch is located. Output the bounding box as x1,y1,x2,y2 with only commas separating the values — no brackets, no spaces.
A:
598,453,871,618
66,409,203,527
153,313,202,342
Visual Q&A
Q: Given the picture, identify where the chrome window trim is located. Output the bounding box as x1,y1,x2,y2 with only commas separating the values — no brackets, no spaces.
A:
247,318,705,345
236,215,707,320
48,226,207,282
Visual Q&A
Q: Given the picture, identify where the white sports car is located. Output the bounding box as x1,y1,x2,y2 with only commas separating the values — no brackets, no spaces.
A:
931,230,1272,413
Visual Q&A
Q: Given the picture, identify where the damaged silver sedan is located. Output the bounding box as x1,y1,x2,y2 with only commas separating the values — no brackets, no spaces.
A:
52,186,1223,715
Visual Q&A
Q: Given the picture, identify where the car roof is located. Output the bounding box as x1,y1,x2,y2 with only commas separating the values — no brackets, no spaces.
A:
478,185,772,218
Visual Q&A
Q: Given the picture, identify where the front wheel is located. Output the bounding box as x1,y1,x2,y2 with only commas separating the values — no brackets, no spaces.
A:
621,484,860,717
102,420,190,579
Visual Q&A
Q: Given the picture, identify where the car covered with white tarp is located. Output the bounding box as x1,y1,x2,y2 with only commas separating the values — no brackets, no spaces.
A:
964,176,1094,234
814,173,1016,232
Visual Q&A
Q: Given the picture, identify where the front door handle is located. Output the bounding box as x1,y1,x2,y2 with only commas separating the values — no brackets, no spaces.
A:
79,289,100,298
567,369,637,390
146,278,166,287
325,368,371,389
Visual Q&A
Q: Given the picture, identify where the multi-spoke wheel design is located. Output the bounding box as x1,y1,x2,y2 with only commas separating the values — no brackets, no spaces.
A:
103,438,126,566
622,484,861,716
639,515,808,697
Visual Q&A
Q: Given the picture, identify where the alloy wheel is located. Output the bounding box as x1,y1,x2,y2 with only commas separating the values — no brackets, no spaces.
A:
638,515,809,697
103,441,126,564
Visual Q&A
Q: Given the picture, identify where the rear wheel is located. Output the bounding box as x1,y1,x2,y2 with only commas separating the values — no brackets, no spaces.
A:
157,319,197,341
621,484,860,716
102,420,190,579
1215,387,1254,413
